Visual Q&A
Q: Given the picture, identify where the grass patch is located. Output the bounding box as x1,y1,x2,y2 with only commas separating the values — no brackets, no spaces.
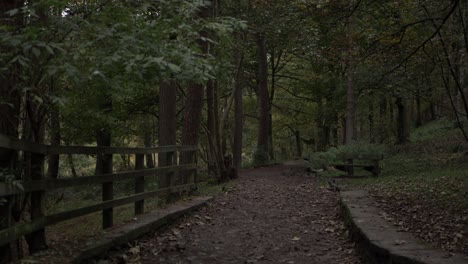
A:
197,180,236,196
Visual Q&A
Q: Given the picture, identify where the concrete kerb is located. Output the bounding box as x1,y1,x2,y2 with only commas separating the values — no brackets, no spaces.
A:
73,196,214,263
340,190,468,264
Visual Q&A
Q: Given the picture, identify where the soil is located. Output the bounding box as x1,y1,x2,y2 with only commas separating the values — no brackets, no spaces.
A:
369,189,468,256
102,164,361,264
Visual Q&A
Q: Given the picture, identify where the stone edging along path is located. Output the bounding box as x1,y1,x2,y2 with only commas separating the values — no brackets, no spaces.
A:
340,190,468,264
73,196,214,263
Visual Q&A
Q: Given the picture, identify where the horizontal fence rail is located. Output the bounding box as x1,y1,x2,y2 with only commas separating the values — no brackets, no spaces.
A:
0,134,197,155
0,164,197,196
0,133,198,249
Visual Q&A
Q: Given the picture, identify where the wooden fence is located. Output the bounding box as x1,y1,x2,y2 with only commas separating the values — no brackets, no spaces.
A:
0,134,198,248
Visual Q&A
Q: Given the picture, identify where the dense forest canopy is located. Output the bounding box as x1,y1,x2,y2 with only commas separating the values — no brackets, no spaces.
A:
0,0,467,261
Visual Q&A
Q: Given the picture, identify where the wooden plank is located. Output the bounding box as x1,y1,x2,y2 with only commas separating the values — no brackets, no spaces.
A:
0,164,197,196
0,133,197,156
330,164,375,168
0,184,195,247
341,153,383,160
0,134,46,154
45,145,197,155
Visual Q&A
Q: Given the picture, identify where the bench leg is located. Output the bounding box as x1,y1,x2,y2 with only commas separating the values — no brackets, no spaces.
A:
347,159,353,177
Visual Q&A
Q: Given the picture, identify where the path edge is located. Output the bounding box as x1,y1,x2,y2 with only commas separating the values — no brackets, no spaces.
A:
340,190,468,264
73,196,214,264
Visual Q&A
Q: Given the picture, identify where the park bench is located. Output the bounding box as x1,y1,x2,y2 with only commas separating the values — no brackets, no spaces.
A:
330,153,383,177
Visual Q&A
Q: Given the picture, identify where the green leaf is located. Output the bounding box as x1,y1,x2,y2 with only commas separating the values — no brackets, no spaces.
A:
45,45,54,55
32,47,40,57
168,63,181,73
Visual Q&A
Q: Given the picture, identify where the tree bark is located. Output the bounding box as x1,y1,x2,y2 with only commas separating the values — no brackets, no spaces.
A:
47,106,60,179
180,1,211,184
396,96,409,144
345,45,355,144
158,81,177,189
255,32,270,165
0,1,22,262
233,48,244,171
144,130,154,168
295,130,302,157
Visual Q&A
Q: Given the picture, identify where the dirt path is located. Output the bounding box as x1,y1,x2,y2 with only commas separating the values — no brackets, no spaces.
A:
105,165,361,264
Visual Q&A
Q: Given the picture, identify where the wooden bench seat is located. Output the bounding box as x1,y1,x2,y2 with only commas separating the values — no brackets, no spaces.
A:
331,154,383,177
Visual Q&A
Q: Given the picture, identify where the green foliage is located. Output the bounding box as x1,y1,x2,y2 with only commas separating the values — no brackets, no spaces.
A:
307,142,387,169
0,168,22,206
410,118,457,142
252,146,269,166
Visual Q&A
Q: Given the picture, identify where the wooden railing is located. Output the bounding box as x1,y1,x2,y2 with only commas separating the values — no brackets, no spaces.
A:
0,134,198,248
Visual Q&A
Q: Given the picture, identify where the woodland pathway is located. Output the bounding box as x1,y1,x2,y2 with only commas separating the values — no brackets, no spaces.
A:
105,164,361,264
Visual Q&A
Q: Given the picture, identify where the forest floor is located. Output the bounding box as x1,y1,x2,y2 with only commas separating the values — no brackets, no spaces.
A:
100,165,361,264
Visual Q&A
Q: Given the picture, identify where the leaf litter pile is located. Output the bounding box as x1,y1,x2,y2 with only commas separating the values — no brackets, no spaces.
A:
101,165,361,264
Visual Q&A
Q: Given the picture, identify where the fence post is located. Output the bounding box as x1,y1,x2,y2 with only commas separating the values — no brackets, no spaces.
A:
97,151,113,229
134,154,145,215
25,151,47,253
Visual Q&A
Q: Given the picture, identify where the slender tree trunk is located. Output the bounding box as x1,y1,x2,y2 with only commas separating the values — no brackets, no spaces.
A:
345,62,355,144
47,106,60,179
233,48,244,171
395,96,409,144
23,93,48,253
295,130,302,157
0,1,22,260
206,80,225,180
255,32,270,164
158,81,177,189
416,89,422,127
345,0,355,145
269,49,281,161
144,130,154,168
369,103,375,143
206,80,215,165
67,153,77,177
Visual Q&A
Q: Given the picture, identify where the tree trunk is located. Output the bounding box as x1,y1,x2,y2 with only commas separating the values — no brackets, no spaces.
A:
233,49,244,171
345,0,355,145
0,1,22,260
345,60,355,144
158,81,177,189
396,96,409,144
67,153,77,177
416,91,422,127
144,130,154,168
369,103,375,143
23,93,48,253
180,2,211,183
295,130,302,157
181,82,204,182
47,106,60,179
255,32,270,165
